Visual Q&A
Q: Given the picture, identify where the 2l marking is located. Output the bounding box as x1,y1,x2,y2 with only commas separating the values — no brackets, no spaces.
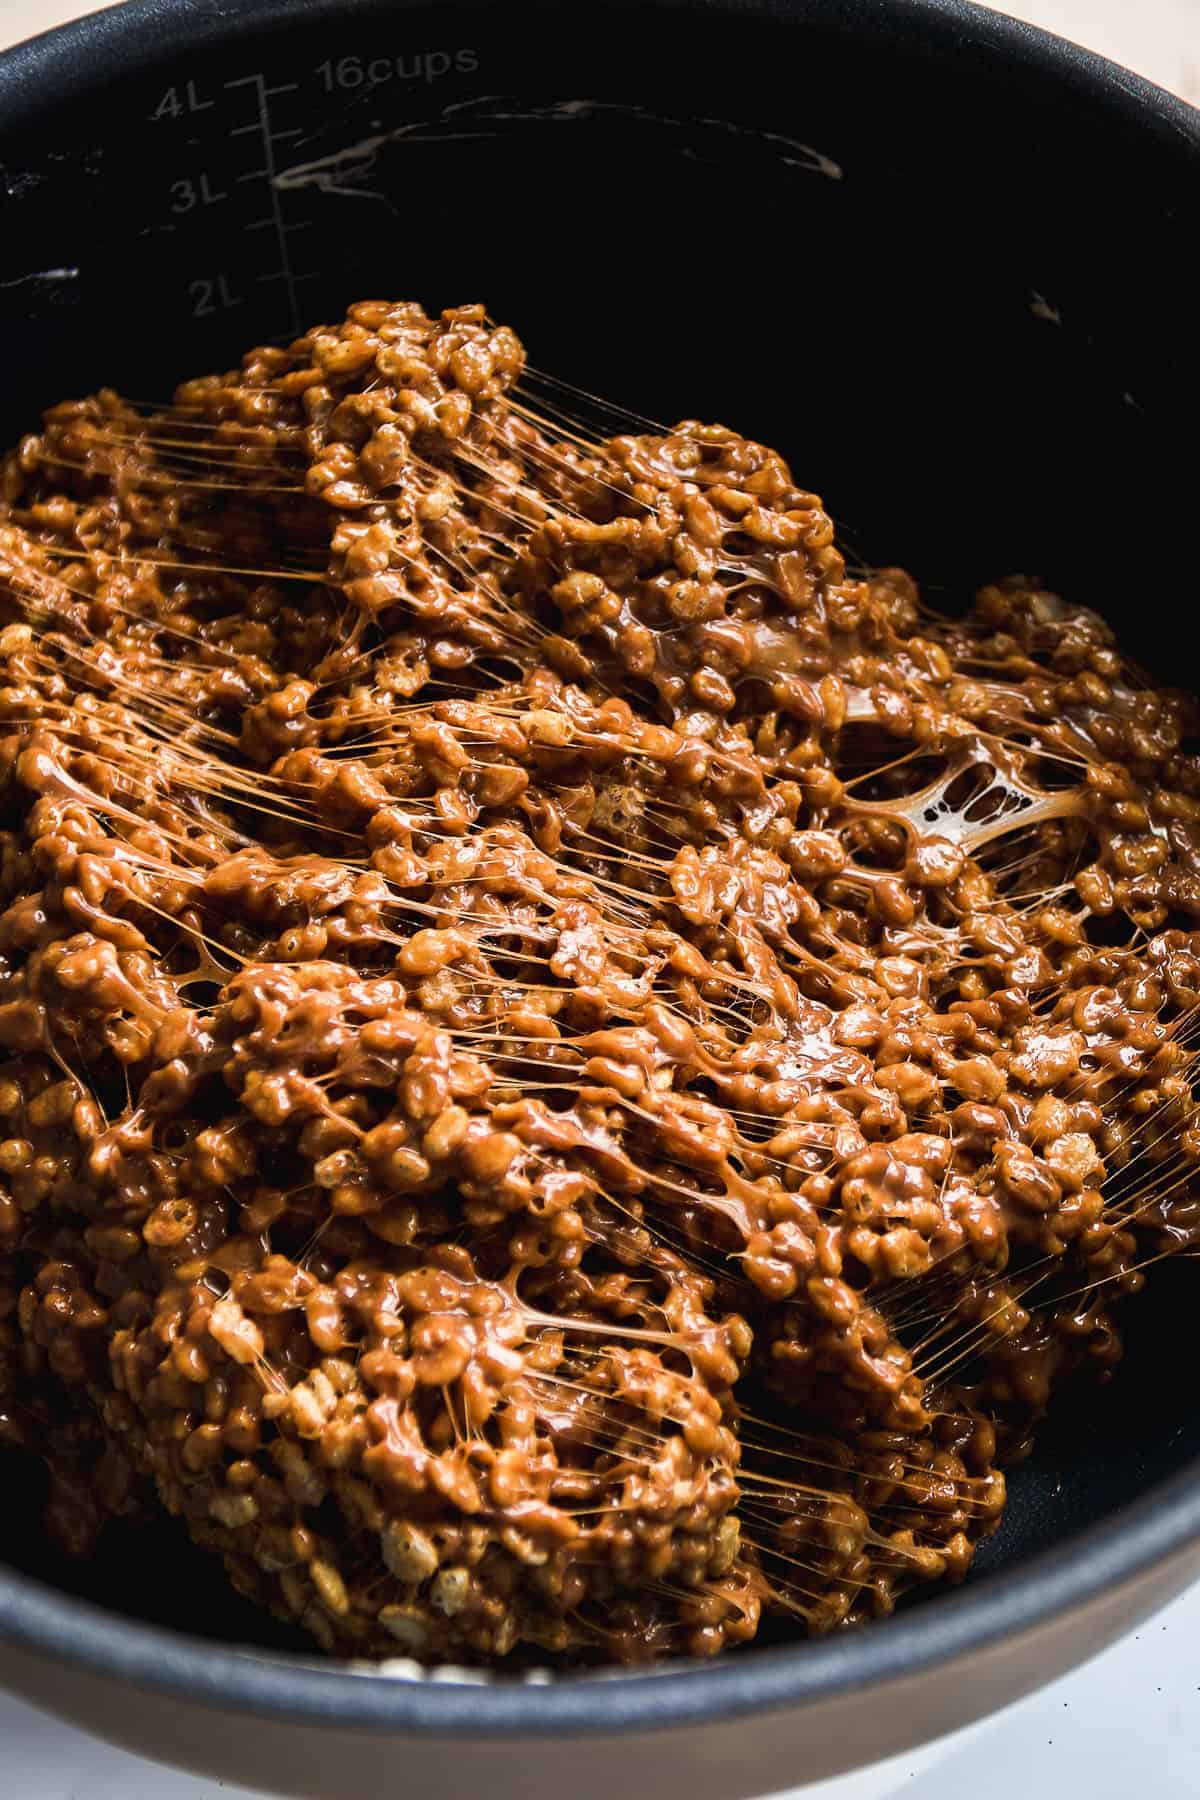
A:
188,275,244,317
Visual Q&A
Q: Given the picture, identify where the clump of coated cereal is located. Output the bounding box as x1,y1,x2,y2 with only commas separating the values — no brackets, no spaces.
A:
0,300,1196,1663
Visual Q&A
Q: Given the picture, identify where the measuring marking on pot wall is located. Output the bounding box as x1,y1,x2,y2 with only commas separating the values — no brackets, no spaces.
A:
148,70,317,337
137,57,846,342
144,51,482,339
226,74,305,338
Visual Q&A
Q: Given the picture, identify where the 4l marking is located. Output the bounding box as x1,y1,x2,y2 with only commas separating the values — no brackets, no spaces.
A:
150,80,214,121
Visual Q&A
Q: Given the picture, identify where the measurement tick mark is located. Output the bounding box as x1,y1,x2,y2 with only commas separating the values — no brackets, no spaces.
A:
247,217,313,235
223,70,302,334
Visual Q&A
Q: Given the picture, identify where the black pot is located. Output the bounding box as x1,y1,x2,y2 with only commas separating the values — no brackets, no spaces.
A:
1,3,1198,1795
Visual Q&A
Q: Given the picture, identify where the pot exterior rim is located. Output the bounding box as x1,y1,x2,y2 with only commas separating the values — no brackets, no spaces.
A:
0,0,1198,1748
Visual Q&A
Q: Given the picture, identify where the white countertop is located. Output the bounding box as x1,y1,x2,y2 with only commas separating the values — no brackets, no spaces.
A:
1,2,1197,1795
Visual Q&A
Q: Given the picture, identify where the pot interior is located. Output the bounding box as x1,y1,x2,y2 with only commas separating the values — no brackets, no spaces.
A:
0,0,1196,1662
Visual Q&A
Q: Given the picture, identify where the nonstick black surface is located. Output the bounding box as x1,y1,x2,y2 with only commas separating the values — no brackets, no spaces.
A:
0,0,1197,1656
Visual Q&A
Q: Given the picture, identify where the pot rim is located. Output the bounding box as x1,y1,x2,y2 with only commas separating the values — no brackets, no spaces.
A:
0,0,1198,146
0,0,1198,1743
2,1460,1200,1735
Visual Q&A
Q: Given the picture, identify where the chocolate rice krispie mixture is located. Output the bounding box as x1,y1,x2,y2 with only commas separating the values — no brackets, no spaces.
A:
0,300,1197,1665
